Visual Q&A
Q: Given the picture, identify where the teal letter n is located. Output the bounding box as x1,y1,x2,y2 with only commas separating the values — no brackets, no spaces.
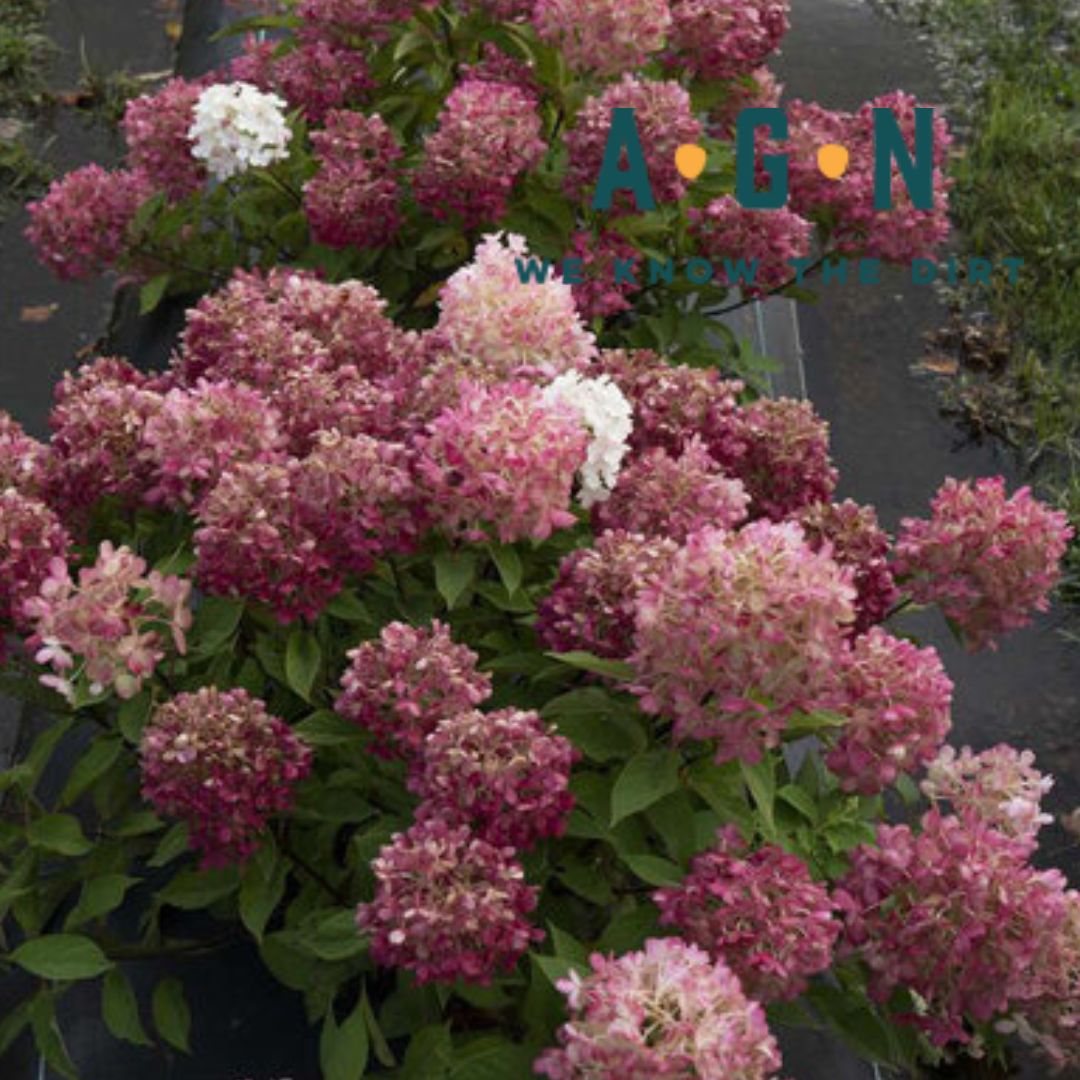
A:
873,106,934,210
593,108,656,212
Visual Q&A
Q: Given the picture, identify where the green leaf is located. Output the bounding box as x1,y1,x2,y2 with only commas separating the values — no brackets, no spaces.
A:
610,750,681,826
548,923,589,965
785,709,848,738
0,995,33,1058
58,737,123,808
450,1036,532,1079
321,997,370,1080
542,688,646,762
557,861,614,906
362,987,396,1068
533,954,586,988
402,1024,453,1080
486,543,523,595
110,809,163,838
12,934,113,980
434,549,477,610
285,627,323,703
621,853,683,886
894,773,921,807
66,874,138,928
148,821,189,867
139,273,171,315
545,650,634,681
294,709,365,747
299,909,367,961
596,902,660,955
740,758,777,837
156,866,239,910
27,813,92,856
325,590,374,624
117,692,153,744
29,993,78,1080
152,977,191,1053
777,784,819,823
190,595,244,654
102,969,152,1046
239,850,287,943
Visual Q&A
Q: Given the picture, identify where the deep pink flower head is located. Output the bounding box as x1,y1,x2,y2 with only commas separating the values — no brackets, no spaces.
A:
565,77,702,211
24,541,192,704
26,164,151,280
826,628,953,795
460,43,540,93
356,819,542,985
631,522,854,763
0,490,69,634
537,530,678,659
123,77,207,200
433,233,597,383
836,809,1072,1048
921,744,1054,844
418,380,588,543
894,476,1072,651
411,708,577,849
140,687,312,868
535,937,783,1079
655,826,839,1002
690,195,811,295
297,0,438,43
415,80,545,228
304,110,402,249
335,620,492,758
565,229,643,321
596,349,745,466
666,0,789,79
799,499,898,636
0,411,49,497
734,398,837,520
593,438,749,541
140,380,285,510
194,459,342,623
533,0,671,77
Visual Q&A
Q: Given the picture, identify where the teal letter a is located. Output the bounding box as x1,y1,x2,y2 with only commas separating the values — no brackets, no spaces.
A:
593,108,657,212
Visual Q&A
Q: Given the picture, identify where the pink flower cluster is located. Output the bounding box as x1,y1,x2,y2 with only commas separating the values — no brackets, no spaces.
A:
24,542,192,703
655,826,838,1002
533,0,670,77
894,476,1072,651
411,707,577,849
122,77,207,200
0,490,69,634
535,937,783,1079
0,411,48,497
565,229,643,321
666,0,790,80
826,628,953,795
355,819,542,985
707,68,782,137
631,522,854,762
335,620,492,758
414,79,546,228
297,0,437,43
140,687,313,867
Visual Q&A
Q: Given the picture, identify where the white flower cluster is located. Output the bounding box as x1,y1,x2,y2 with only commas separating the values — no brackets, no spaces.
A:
543,372,633,508
189,82,292,181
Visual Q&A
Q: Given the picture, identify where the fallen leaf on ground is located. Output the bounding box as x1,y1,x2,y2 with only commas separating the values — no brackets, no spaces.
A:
164,20,183,41
20,304,59,324
914,354,959,376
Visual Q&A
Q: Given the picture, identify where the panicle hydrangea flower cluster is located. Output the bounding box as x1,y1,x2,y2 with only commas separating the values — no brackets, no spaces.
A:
433,233,596,382
836,809,1073,1048
303,110,402,250
414,80,546,228
541,373,633,508
335,620,492,758
140,687,312,867
418,380,588,543
411,708,577,850
355,819,542,985
122,77,207,200
631,522,855,763
655,826,839,1002
24,542,192,703
0,490,69,634
188,82,292,181
25,164,152,280
297,0,438,43
666,0,789,80
0,411,48,496
893,476,1072,651
921,744,1054,844
690,195,812,295
734,398,838,520
536,530,678,659
564,77,702,210
825,628,953,795
532,0,671,77
799,499,898,635
593,437,749,541
565,229,643,320
535,937,783,1080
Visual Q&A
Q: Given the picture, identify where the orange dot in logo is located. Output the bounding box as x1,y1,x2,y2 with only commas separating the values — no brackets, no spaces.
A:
818,143,850,179
675,143,708,181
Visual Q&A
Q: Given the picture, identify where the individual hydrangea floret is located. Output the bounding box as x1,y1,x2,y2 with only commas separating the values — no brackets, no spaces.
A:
140,687,312,868
335,620,492,758
535,937,783,1079
188,82,292,181
655,826,839,1002
355,819,542,985
533,0,671,77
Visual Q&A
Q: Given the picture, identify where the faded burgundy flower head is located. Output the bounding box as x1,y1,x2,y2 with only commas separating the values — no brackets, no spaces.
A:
666,0,789,80
412,708,577,850
297,0,438,43
631,521,854,763
894,476,1072,651
335,620,492,758
535,937,783,1079
826,628,953,796
655,826,839,1002
537,529,678,659
356,819,542,984
140,687,312,868
123,77,208,200
0,490,69,635
533,0,671,77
